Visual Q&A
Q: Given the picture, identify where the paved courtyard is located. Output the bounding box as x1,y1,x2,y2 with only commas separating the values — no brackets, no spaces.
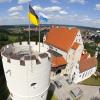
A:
50,76,100,100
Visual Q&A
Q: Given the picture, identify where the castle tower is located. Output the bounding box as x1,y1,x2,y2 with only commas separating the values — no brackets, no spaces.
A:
1,42,51,100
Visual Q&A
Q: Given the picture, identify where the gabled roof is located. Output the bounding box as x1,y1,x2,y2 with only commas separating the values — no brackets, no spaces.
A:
71,42,80,50
79,57,97,73
46,27,79,52
51,56,67,68
48,49,67,68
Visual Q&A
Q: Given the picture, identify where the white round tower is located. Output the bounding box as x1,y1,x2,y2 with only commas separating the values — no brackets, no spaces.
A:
1,42,51,100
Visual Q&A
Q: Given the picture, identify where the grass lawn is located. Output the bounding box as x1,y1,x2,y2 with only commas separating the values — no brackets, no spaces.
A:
80,76,100,86
47,90,58,100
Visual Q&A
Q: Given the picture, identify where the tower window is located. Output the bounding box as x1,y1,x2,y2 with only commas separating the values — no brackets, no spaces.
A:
31,83,37,87
6,70,11,76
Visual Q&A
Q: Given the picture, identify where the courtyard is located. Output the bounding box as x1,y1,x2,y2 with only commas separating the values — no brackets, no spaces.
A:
50,76,100,100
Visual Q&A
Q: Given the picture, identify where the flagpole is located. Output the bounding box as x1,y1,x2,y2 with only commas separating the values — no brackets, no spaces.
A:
28,3,33,72
39,23,40,52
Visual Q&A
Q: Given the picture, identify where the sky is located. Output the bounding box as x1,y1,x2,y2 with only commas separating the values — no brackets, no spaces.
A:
0,0,100,28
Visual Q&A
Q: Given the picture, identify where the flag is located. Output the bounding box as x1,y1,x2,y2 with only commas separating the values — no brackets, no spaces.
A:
40,16,48,22
39,12,48,22
28,5,39,26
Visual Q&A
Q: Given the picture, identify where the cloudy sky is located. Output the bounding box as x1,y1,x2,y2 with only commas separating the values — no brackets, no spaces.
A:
0,0,100,28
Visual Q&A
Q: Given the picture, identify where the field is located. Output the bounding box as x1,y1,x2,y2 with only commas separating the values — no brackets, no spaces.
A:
81,75,100,86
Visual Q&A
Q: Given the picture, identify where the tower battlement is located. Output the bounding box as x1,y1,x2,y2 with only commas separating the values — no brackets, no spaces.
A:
1,42,50,65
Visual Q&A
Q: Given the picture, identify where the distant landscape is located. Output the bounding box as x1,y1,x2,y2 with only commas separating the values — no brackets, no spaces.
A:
0,24,100,100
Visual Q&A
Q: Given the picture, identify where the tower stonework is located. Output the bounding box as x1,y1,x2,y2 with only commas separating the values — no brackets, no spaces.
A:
1,42,51,100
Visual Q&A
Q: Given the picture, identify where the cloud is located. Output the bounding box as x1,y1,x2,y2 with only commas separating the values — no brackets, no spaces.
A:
33,5,67,15
0,0,11,3
70,0,86,4
46,11,100,28
10,16,26,20
8,5,23,13
50,0,60,3
8,5,23,18
95,4,100,10
3,16,27,25
0,17,3,25
18,0,31,4
0,0,7,3
33,5,43,11
32,5,68,22
33,5,62,12
9,12,20,16
44,6,62,12
59,10,68,15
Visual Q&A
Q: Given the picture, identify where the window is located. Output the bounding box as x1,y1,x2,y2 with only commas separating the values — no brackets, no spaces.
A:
69,55,70,57
31,83,37,87
85,72,87,77
82,73,84,78
6,70,11,76
56,69,61,75
48,57,51,61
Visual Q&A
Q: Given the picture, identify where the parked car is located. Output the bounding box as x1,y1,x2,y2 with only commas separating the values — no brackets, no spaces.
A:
54,80,62,88
70,87,83,100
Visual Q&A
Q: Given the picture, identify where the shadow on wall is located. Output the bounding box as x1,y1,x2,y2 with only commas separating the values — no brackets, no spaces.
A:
0,54,10,100
46,83,55,100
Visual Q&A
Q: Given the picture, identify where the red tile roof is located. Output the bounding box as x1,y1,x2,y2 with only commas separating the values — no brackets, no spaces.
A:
51,56,67,68
46,27,79,52
80,53,90,61
71,42,80,50
79,57,97,73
